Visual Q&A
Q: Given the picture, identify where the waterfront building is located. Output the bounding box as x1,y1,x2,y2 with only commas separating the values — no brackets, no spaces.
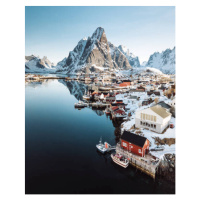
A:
135,105,172,134
120,131,150,157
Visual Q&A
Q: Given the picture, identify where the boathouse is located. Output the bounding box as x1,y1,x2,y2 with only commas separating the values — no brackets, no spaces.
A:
120,131,149,157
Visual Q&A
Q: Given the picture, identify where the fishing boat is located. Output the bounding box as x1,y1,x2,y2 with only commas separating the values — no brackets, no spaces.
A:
83,91,90,101
114,113,127,118
111,153,129,168
96,138,107,154
74,100,88,108
150,145,165,151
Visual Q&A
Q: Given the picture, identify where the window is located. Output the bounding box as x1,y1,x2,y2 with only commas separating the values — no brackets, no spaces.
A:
151,124,153,128
138,149,141,153
140,121,142,125
151,115,153,121
154,125,156,129
123,142,127,147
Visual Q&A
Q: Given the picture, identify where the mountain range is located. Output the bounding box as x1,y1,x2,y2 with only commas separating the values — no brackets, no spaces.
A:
25,55,56,73
25,27,175,74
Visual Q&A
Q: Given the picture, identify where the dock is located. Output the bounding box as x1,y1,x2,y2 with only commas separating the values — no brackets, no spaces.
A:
89,102,110,109
40,77,66,80
116,144,160,179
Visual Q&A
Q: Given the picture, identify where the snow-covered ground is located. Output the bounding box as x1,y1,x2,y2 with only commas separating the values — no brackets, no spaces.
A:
116,90,176,158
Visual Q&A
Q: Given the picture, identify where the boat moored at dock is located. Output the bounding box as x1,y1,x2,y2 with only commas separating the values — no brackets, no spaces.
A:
150,145,165,151
96,138,107,154
74,101,88,108
111,153,129,168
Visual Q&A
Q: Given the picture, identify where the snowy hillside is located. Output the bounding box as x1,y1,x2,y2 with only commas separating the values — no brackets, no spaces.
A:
25,55,56,73
145,47,175,74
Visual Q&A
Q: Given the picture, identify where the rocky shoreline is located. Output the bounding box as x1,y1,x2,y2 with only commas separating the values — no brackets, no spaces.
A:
156,153,175,183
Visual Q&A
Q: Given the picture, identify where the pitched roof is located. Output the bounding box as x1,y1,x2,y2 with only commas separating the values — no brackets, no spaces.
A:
121,131,147,148
128,96,137,99
150,105,171,118
157,101,171,109
112,106,119,111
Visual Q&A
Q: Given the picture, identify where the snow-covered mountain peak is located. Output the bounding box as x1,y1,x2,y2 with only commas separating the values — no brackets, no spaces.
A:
25,55,56,73
118,45,136,58
145,47,175,74
91,27,104,41
118,45,129,55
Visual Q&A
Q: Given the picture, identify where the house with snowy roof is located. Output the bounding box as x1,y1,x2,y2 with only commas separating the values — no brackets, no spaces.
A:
135,105,172,134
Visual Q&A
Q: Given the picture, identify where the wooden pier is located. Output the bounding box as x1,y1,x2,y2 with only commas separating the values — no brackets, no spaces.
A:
89,102,110,109
116,144,160,179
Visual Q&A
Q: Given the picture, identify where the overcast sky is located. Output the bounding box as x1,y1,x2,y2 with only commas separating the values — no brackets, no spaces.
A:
25,6,175,64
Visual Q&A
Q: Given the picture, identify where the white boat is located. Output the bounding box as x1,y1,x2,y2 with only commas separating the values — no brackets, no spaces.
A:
74,100,88,108
150,145,165,151
96,138,107,154
83,91,91,101
114,114,127,118
83,95,90,101
111,153,129,168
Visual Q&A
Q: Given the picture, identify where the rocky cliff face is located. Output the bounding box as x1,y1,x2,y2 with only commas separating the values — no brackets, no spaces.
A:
109,42,132,70
56,27,137,74
118,45,140,68
145,47,175,74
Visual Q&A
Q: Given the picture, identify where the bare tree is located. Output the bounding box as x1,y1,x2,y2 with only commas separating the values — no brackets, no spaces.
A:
154,97,159,104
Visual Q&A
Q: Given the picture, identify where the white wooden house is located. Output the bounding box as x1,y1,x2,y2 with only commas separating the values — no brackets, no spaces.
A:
135,105,172,134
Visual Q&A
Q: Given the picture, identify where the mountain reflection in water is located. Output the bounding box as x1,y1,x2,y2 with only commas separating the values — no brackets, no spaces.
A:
25,79,175,194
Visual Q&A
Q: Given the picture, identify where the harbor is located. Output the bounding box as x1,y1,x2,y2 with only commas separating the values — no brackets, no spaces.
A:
115,144,160,179
25,78,175,194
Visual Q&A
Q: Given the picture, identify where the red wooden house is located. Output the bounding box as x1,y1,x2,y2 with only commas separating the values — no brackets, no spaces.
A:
120,131,150,157
112,107,126,116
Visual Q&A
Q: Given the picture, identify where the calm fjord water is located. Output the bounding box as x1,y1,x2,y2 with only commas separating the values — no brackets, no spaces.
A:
25,79,175,194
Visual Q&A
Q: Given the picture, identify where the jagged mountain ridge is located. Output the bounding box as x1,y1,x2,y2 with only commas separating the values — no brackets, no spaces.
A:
25,27,175,74
56,27,137,73
144,47,175,74
25,55,56,73
118,45,140,68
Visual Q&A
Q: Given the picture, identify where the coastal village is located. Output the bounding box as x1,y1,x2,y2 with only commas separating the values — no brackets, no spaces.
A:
25,68,175,181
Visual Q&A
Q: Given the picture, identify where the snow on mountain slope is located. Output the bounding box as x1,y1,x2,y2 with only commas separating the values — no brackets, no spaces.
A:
56,27,114,74
108,42,132,70
141,61,147,67
56,27,137,74
118,45,140,67
145,47,175,74
25,55,56,73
